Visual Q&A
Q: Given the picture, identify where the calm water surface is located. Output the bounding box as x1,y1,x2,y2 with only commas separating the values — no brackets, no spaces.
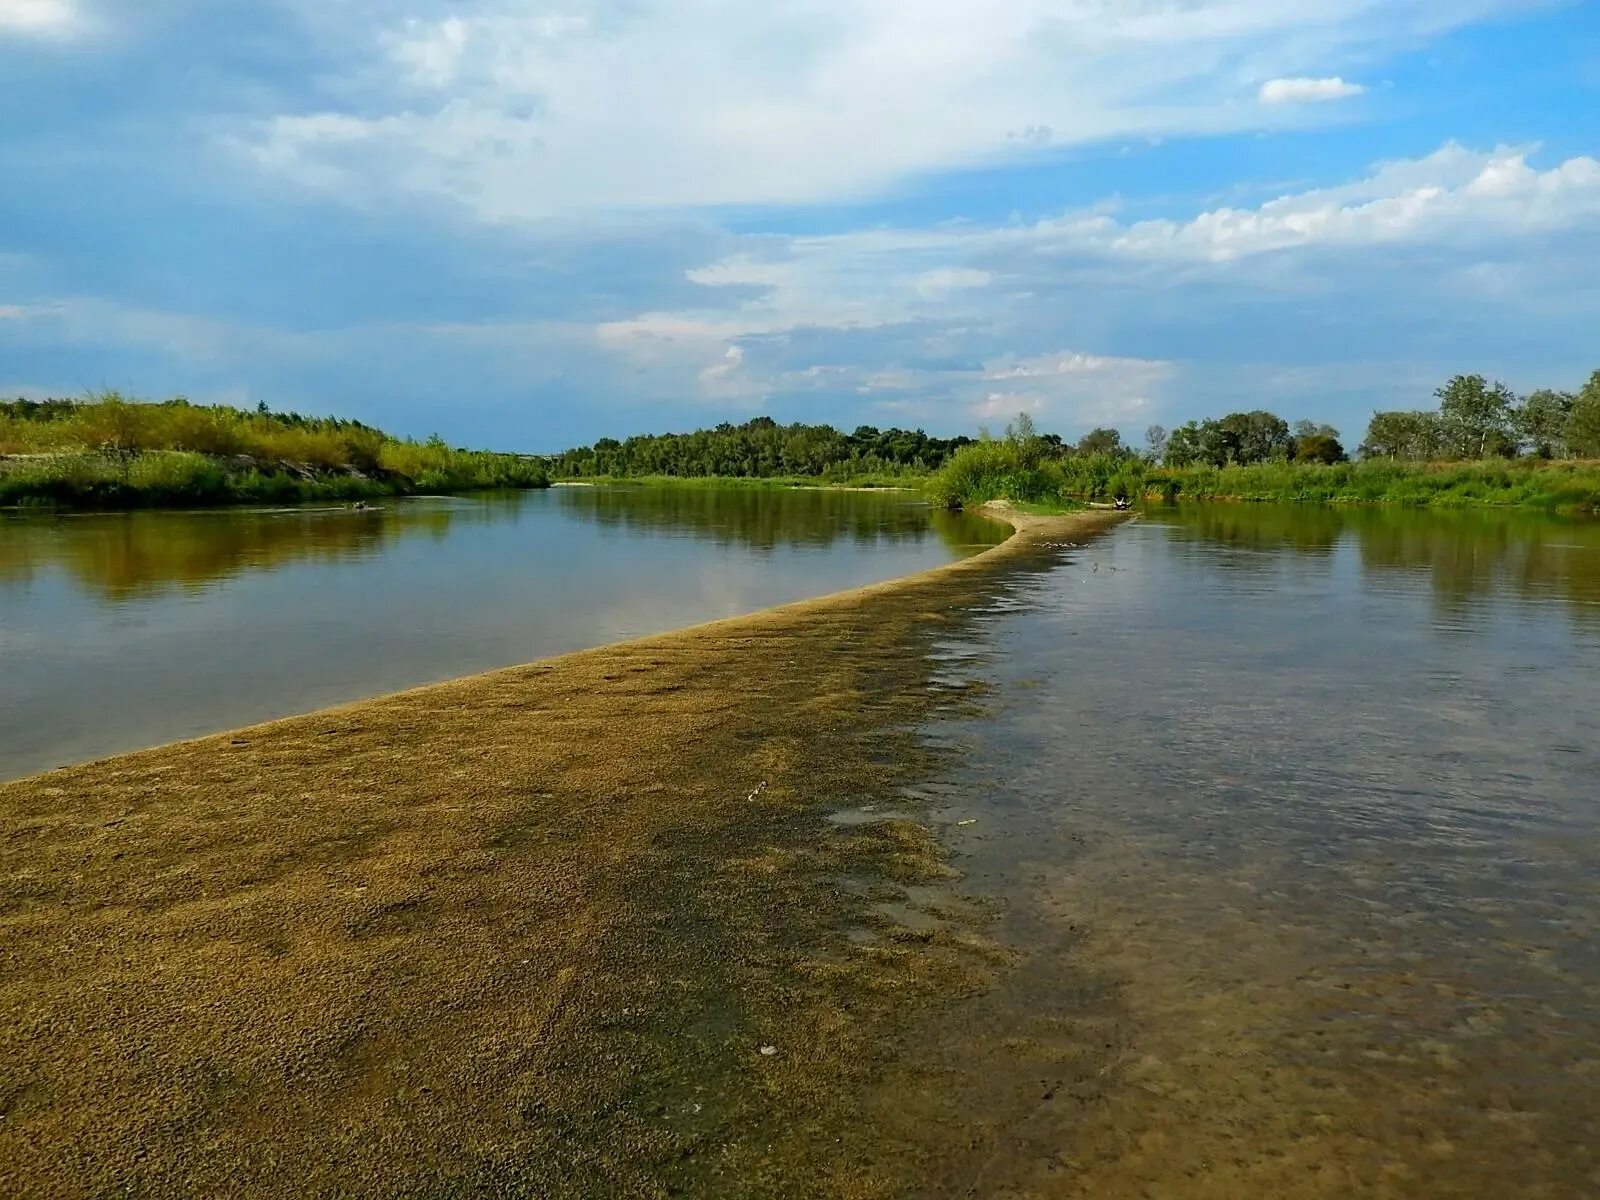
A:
0,486,1004,780
4,493,1599,1191
892,504,1600,1196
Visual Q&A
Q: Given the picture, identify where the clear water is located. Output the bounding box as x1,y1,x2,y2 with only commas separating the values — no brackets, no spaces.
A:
897,504,1600,1195
0,486,1004,780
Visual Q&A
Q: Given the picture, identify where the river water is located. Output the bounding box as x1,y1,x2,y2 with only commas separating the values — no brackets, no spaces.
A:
0,486,1004,780
885,504,1600,1196
3,493,1598,1193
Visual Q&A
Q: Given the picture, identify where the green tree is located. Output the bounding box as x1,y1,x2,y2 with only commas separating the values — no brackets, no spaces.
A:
1289,420,1345,463
1162,421,1199,466
1292,420,1338,441
1361,410,1446,460
1436,374,1514,458
1217,410,1292,464
1294,433,1347,463
1076,427,1123,456
1144,424,1168,462
1162,420,1229,466
1567,370,1600,458
1515,389,1574,458
1003,413,1049,468
1195,418,1237,466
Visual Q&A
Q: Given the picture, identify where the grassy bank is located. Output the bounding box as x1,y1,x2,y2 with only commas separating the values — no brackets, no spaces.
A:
928,438,1600,513
2,449,549,508
0,395,548,508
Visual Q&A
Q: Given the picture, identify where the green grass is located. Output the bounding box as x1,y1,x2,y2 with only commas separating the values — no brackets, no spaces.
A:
1139,459,1600,511
927,440,1600,514
0,394,550,509
1,448,548,509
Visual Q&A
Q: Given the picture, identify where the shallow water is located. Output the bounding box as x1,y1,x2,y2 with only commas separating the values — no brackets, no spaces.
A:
0,486,1003,779
886,505,1600,1196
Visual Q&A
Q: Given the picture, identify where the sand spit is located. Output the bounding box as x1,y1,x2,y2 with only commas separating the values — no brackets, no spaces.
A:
0,509,1123,1198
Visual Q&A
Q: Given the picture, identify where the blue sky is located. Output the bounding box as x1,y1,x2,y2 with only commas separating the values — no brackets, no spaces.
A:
1,1,1596,451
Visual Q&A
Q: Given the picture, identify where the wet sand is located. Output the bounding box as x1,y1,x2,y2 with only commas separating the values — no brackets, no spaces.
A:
0,508,1123,1198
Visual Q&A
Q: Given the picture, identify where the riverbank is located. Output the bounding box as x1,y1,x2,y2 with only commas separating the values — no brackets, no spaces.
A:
1138,457,1600,510
554,471,919,490
0,396,549,509
0,508,1124,1198
0,449,549,508
931,447,1600,513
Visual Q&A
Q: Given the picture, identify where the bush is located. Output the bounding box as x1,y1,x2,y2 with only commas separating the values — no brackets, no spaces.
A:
926,442,1600,515
0,395,550,509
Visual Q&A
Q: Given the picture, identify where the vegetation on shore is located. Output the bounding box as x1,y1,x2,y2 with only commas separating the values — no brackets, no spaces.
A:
558,472,915,490
1,394,548,508
551,416,971,480
548,370,1600,513
13,367,1599,512
931,370,1600,514
931,429,1600,512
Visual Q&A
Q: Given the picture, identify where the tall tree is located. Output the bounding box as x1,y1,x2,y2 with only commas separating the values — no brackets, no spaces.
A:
1436,374,1515,458
1162,421,1204,466
1292,420,1339,441
1217,410,1292,464
1076,427,1123,457
1360,411,1446,460
1567,370,1600,459
1515,389,1575,458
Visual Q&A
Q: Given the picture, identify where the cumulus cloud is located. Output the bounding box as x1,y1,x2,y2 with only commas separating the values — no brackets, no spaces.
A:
0,0,85,37
972,351,1171,424
700,143,1600,270
1106,144,1600,261
1259,76,1366,105
697,344,749,399
567,142,1600,428
241,0,1526,219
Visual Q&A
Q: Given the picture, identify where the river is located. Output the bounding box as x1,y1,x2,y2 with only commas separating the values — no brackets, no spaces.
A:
2,495,1597,1194
0,486,1004,780
869,503,1600,1196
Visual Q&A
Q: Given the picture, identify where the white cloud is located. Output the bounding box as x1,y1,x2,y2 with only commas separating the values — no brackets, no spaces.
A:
1259,76,1366,105
242,0,1527,219
0,0,84,36
916,268,993,297
973,351,1171,424
570,142,1600,426
697,344,748,398
656,145,1600,298
386,16,472,87
1108,145,1600,261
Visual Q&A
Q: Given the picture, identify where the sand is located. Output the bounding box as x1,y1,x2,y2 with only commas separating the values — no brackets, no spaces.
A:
0,509,1123,1198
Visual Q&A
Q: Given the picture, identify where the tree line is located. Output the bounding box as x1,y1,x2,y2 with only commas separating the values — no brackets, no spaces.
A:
0,393,547,506
1,394,388,470
1072,369,1600,469
550,416,974,479
1358,370,1600,461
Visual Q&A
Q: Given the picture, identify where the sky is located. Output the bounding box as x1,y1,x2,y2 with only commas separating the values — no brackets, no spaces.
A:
1,1,1597,452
